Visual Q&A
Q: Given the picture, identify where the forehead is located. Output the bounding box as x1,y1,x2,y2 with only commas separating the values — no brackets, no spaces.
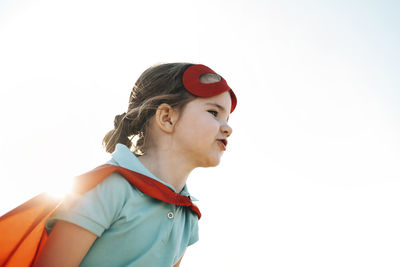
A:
188,92,232,111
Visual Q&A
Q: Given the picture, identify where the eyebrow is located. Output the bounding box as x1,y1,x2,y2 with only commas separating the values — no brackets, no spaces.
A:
206,103,226,112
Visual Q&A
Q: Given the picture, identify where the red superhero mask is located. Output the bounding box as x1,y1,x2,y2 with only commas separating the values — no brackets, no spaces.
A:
182,64,237,113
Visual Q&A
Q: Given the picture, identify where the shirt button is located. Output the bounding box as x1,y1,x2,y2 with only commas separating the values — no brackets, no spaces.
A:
167,212,174,219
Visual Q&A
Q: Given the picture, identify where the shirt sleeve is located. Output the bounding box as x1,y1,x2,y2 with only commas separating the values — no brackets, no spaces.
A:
188,216,199,246
46,173,131,237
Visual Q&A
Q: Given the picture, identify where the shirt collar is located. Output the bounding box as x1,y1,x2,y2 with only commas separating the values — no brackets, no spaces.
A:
108,144,198,201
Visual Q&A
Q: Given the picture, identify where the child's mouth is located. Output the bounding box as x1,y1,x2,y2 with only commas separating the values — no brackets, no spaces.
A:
217,139,227,150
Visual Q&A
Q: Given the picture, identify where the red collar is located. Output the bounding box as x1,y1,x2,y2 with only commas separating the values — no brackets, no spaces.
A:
74,164,201,219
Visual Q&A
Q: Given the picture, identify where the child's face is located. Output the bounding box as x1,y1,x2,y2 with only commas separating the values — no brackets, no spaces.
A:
172,91,233,168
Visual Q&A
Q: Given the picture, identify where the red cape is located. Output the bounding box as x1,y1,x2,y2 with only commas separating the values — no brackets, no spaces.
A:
0,164,201,267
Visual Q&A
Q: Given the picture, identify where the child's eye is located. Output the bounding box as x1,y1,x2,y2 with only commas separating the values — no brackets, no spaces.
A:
207,110,218,117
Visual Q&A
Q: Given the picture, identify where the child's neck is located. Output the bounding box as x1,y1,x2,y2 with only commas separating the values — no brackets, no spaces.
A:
137,150,192,193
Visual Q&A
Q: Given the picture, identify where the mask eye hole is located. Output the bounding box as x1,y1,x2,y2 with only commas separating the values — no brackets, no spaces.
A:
199,73,221,84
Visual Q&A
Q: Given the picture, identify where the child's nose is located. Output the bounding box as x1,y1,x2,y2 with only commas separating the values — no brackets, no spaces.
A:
221,123,232,137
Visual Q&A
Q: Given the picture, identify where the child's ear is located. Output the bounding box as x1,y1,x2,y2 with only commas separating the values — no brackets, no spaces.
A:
155,103,179,133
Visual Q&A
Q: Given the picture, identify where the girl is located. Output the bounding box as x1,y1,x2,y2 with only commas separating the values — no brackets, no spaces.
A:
34,63,237,267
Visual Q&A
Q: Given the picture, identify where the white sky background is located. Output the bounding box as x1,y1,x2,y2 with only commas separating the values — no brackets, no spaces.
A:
1,0,399,266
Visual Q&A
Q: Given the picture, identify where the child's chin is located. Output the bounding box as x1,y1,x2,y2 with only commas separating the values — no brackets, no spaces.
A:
202,158,221,168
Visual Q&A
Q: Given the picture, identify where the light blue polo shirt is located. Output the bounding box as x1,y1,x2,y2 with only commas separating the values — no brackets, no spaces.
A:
46,144,199,267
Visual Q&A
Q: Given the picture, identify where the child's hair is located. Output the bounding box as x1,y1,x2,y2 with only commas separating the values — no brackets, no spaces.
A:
103,63,196,155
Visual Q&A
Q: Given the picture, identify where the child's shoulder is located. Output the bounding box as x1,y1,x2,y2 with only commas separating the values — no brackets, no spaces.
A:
100,172,130,187
96,172,142,197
